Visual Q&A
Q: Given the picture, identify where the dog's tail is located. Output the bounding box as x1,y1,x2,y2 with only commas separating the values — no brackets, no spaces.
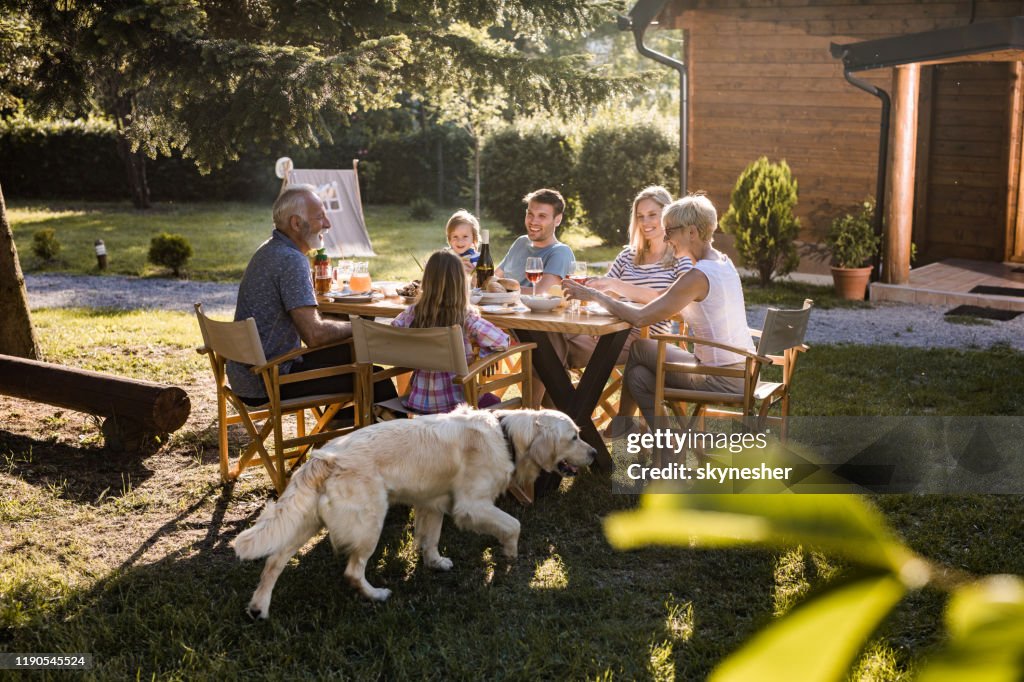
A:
233,455,333,560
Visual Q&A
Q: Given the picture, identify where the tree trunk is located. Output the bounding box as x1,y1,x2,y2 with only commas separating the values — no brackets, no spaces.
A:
436,135,444,205
0,182,41,359
474,135,481,217
115,135,151,209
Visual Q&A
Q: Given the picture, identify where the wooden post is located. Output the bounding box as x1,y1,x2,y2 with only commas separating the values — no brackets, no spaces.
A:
1012,62,1024,264
884,64,920,285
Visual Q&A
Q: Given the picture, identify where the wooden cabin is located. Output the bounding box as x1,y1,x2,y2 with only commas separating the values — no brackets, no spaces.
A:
661,0,1024,280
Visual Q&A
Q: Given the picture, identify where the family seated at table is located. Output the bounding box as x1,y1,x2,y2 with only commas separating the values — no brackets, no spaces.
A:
228,182,749,439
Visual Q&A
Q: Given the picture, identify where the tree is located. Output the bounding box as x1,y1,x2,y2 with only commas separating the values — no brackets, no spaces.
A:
0,0,636,354
2,0,635,208
0,184,40,359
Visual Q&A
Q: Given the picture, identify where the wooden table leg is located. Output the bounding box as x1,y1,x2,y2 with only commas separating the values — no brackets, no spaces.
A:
515,328,630,474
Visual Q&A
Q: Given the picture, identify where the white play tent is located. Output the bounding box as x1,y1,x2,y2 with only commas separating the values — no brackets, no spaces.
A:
275,157,375,257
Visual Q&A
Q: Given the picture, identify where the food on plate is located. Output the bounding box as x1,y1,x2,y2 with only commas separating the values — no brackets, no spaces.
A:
482,276,521,293
397,280,421,298
546,285,568,308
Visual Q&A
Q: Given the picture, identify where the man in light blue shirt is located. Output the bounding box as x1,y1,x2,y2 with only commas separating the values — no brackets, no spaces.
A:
496,188,574,293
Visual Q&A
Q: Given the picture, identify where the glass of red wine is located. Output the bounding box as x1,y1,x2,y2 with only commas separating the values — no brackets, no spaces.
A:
568,260,587,313
525,257,543,298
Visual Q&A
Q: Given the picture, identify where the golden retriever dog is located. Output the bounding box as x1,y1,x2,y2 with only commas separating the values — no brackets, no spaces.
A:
233,406,595,619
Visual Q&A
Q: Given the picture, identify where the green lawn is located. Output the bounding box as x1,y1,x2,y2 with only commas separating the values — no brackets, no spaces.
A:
4,201,1021,679
8,201,620,282
2,308,1022,679
9,200,861,308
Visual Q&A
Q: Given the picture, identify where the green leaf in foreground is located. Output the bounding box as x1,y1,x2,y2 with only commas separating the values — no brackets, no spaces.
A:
604,494,924,578
710,572,906,682
917,575,1024,682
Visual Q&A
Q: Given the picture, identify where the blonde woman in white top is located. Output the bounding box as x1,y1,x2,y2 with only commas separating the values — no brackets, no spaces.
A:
562,193,753,430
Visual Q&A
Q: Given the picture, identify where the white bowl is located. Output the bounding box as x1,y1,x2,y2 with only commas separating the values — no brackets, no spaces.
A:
520,295,562,312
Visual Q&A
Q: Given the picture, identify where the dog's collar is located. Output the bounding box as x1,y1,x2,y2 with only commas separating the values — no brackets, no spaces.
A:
498,416,517,463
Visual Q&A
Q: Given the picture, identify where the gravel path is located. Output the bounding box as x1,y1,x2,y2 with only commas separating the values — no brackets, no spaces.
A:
24,273,1024,351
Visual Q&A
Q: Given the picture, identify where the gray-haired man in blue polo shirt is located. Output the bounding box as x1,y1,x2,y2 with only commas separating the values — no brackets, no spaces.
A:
228,185,395,413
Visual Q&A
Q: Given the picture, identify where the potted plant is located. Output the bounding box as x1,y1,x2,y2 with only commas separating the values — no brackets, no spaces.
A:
825,199,879,300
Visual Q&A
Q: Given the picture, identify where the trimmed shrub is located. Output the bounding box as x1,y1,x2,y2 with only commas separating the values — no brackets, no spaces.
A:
148,232,193,277
576,124,678,244
479,128,576,232
31,228,61,262
720,157,801,286
408,197,434,220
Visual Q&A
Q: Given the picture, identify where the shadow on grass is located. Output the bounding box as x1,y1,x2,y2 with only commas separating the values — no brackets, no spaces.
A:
0,429,156,502
6,470,782,678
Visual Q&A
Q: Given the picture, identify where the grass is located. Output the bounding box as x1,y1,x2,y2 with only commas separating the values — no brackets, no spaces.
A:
10,201,852,308
2,307,1023,678
8,201,622,282
740,276,870,310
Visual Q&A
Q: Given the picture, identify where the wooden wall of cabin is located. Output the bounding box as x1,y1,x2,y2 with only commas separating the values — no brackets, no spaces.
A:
666,0,1022,265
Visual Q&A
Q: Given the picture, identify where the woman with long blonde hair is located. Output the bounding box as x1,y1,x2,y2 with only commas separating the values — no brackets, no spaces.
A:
554,186,693,431
391,250,507,413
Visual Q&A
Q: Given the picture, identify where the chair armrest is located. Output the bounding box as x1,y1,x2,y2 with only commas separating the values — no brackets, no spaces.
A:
650,333,773,365
456,343,538,385
251,337,354,374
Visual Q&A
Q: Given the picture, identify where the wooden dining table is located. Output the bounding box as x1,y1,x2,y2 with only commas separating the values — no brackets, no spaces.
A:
318,294,631,473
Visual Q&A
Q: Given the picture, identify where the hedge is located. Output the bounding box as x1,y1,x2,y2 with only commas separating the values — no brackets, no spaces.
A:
576,124,678,244
0,118,472,205
479,127,577,233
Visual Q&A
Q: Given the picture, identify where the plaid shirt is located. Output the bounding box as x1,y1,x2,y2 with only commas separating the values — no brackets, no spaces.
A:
392,307,509,414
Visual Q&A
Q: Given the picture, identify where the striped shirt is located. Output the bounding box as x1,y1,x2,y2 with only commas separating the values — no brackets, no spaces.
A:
391,307,509,414
606,247,694,334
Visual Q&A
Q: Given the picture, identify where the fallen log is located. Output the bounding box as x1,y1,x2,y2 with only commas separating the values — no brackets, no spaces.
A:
0,354,191,436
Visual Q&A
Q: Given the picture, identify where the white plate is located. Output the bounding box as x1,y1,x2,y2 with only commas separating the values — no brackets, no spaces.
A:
372,281,403,296
327,292,382,303
475,291,520,305
481,304,528,314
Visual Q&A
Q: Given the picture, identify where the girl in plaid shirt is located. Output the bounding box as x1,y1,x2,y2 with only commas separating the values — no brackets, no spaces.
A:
392,250,508,414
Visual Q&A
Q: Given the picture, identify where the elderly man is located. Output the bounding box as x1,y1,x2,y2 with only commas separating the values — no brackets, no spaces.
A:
495,188,575,293
227,185,395,413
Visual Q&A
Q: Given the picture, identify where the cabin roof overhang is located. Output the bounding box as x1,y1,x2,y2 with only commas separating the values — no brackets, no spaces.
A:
831,16,1024,72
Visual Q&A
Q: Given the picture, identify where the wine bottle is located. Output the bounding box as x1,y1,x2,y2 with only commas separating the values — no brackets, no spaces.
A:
475,229,494,288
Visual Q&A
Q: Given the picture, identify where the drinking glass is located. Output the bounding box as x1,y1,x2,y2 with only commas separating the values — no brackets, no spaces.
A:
335,259,353,291
568,261,588,314
350,261,372,293
525,257,543,298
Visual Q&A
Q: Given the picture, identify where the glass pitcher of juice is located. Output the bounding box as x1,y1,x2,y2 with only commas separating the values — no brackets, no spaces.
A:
350,261,371,293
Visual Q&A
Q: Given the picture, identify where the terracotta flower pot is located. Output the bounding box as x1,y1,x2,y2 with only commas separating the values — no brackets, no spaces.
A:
831,266,872,301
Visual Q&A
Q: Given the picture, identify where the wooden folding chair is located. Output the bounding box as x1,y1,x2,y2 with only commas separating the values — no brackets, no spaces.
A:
194,303,364,494
652,299,812,452
590,315,683,432
350,318,537,423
